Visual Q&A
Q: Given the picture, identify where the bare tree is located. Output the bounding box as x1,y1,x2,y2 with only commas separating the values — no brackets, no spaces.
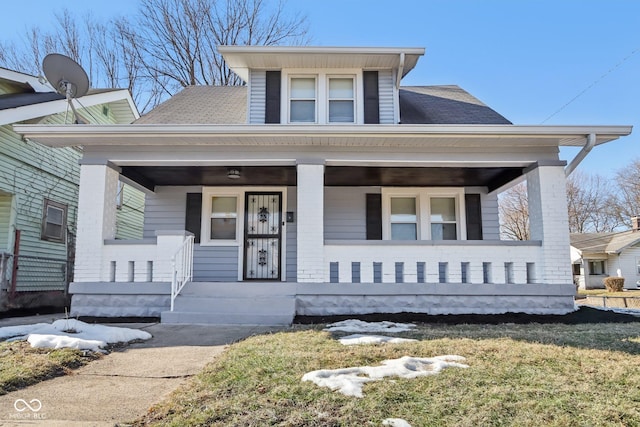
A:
499,182,530,240
0,0,309,112
613,158,640,228
566,171,620,233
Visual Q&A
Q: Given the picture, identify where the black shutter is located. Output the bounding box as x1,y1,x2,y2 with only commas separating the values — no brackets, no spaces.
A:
363,71,380,124
185,193,202,243
366,193,382,240
265,71,281,124
465,194,483,240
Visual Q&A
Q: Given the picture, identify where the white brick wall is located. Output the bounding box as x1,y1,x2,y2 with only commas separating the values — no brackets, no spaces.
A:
296,164,325,282
74,164,119,282
527,165,572,285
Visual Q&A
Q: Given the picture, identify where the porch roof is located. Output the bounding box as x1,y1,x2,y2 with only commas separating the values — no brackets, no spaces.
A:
118,165,525,192
13,123,632,149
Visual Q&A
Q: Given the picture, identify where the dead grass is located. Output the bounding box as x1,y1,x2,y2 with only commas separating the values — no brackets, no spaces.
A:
135,322,640,427
579,289,640,297
0,340,99,395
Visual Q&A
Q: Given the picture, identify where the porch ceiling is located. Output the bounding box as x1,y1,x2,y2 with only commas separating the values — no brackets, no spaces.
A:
120,165,524,192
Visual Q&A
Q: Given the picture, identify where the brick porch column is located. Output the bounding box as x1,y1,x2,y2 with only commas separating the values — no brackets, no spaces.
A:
74,163,119,282
296,163,325,283
526,161,572,285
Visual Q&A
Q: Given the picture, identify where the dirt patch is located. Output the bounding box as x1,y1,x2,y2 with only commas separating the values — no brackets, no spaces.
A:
294,306,640,325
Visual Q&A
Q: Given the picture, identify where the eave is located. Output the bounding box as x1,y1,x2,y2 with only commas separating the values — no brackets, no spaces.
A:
217,46,425,81
2,89,140,126
13,124,633,148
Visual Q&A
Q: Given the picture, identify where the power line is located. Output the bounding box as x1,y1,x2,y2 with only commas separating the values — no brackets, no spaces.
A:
540,47,640,124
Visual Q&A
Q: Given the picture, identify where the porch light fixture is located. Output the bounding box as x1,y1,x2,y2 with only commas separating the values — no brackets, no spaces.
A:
227,168,241,179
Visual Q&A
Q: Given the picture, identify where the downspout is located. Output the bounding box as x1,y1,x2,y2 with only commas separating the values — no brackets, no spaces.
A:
396,52,405,89
565,133,596,177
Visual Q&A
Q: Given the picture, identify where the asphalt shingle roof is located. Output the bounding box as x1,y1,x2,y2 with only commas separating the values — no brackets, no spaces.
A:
570,231,640,254
135,86,247,124
399,86,511,124
135,84,509,125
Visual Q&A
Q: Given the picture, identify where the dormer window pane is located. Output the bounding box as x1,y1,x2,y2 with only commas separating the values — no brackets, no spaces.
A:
290,77,316,123
329,77,354,123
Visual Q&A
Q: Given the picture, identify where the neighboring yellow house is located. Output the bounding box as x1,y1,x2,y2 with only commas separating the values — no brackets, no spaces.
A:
0,67,142,311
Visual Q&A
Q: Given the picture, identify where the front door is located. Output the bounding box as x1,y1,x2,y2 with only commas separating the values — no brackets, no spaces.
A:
243,192,282,280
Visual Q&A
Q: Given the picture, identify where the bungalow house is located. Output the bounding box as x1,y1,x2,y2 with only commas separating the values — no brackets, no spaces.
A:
0,66,142,311
15,46,632,324
570,218,640,289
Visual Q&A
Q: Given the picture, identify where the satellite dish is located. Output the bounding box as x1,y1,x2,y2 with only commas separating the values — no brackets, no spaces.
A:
42,53,90,124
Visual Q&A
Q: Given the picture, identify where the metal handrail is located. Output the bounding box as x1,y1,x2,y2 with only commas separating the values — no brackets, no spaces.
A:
170,234,195,311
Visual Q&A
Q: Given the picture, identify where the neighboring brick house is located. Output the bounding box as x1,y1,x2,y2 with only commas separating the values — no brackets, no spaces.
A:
16,46,632,323
0,67,142,311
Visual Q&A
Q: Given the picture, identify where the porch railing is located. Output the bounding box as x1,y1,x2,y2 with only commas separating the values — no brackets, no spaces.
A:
324,240,542,285
170,234,195,311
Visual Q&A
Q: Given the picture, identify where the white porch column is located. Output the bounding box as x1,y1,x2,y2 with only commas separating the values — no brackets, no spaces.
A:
74,163,119,282
526,162,572,285
296,163,325,283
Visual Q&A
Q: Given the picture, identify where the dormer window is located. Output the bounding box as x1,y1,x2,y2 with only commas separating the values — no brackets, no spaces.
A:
290,77,316,123
285,72,360,124
328,77,355,123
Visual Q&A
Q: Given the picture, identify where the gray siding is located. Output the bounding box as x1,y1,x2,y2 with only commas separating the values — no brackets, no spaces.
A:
144,186,293,282
378,70,395,124
286,187,297,281
249,70,266,124
193,245,239,281
481,191,500,240
324,187,374,240
143,188,187,238
116,184,145,240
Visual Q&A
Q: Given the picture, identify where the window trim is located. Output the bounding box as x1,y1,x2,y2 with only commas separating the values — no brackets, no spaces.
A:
200,189,242,246
327,75,356,124
381,188,466,241
282,69,363,124
41,199,67,243
288,75,318,124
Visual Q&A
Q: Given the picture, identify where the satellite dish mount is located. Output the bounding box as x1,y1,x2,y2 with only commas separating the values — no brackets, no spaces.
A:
42,53,90,124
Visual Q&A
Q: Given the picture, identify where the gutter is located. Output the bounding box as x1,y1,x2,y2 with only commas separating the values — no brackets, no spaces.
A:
565,133,596,177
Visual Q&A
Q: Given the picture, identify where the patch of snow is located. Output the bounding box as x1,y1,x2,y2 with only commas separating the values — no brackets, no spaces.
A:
302,355,468,397
383,419,412,427
0,319,151,351
583,305,640,317
338,334,417,346
324,320,416,333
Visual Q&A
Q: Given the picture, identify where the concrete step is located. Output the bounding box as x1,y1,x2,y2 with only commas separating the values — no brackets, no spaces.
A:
172,295,295,314
161,311,294,325
180,282,296,298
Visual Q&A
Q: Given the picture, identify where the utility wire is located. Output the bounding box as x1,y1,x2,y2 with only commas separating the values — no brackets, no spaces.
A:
540,47,640,124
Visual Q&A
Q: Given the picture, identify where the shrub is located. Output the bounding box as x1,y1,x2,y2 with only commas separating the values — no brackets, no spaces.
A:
603,277,625,292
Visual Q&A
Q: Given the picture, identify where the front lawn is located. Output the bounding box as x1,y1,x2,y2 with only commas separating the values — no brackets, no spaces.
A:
0,340,98,395
135,320,640,426
579,289,640,297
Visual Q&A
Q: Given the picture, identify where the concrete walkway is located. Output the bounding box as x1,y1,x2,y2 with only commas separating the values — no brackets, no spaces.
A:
0,315,283,426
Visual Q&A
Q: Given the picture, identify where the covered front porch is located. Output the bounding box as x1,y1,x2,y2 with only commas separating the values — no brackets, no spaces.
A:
65,158,575,322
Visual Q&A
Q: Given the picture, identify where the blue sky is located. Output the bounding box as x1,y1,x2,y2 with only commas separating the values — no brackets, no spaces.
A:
2,0,639,176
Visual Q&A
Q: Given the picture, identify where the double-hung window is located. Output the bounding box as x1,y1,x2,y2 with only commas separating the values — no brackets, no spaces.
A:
289,77,316,123
41,199,67,243
390,197,418,240
328,77,355,123
382,188,464,241
201,190,241,245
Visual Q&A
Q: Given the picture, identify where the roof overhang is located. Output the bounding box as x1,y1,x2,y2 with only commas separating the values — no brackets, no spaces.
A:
217,46,425,82
2,89,140,126
13,124,632,148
